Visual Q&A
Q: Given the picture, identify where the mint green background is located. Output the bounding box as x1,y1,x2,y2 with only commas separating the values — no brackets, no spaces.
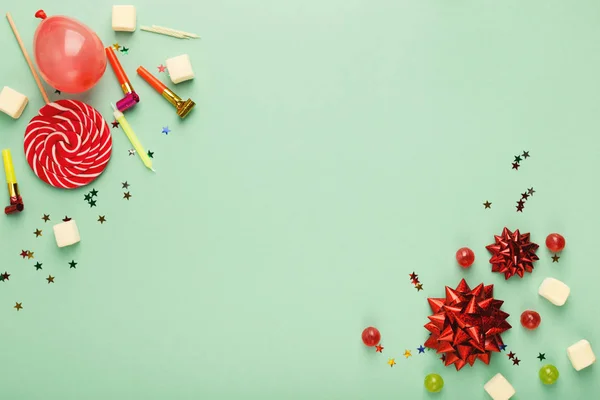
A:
0,0,599,398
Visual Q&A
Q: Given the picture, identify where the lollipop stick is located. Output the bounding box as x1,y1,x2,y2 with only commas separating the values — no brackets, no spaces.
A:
5,12,50,104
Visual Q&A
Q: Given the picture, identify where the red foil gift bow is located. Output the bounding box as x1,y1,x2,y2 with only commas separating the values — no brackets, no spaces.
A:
486,227,539,280
424,279,511,371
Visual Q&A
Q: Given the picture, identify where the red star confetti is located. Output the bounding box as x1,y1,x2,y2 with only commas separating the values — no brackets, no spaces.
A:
375,344,383,353
111,120,119,128
486,227,539,279
62,216,72,222
20,250,28,259
512,357,520,365
515,187,535,212
507,351,515,359
512,162,520,170
158,64,166,73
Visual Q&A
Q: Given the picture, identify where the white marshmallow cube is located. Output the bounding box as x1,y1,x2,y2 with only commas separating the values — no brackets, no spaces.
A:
165,54,195,84
567,340,596,371
0,86,28,119
53,220,81,248
484,373,515,400
538,277,570,306
112,5,136,32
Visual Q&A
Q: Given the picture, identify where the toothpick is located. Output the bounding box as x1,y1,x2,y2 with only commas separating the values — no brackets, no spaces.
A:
141,26,186,39
152,25,200,39
6,12,49,104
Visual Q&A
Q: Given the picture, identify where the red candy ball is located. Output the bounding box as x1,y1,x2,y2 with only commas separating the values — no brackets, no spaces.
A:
546,233,565,253
456,247,475,268
520,310,541,330
361,327,381,347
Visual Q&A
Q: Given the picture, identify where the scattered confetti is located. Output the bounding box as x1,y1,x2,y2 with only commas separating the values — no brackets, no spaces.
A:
147,150,154,158
512,357,520,366
387,358,396,367
54,89,61,95
122,181,130,189
112,42,121,50
415,283,423,291
84,193,92,201
483,201,492,209
128,149,136,156
46,275,55,284
417,345,425,354
123,192,132,200
515,187,536,212
111,120,119,128
69,260,77,269
403,350,412,358
98,215,106,224
34,229,42,237
89,199,97,208
14,302,22,311
20,250,28,258
511,150,530,171
1,272,10,281
507,352,515,360
410,272,423,292
90,189,98,197
537,353,546,361
499,344,507,351
409,272,418,280
157,64,166,73
27,251,34,259
551,254,560,263
120,46,129,55
62,216,72,222
34,262,42,270
42,214,50,222
162,126,171,135
375,344,383,353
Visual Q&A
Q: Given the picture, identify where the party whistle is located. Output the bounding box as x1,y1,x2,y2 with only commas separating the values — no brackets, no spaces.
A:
136,66,195,118
106,46,140,112
2,149,23,214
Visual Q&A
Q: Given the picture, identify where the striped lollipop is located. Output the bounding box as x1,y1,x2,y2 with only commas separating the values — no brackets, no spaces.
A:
24,100,112,189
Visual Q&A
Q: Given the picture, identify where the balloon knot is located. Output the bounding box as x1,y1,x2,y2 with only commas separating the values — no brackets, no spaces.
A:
34,10,47,20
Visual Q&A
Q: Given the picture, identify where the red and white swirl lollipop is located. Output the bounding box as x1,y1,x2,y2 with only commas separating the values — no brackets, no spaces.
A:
24,100,112,189
7,13,112,189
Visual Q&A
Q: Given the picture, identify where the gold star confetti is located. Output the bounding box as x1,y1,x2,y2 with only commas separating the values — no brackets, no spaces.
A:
387,358,396,367
42,214,50,222
404,350,412,358
46,275,55,284
112,42,120,50
14,302,22,311
27,251,34,259
551,254,560,263
483,201,492,209
415,283,423,291
34,229,42,237
98,215,106,224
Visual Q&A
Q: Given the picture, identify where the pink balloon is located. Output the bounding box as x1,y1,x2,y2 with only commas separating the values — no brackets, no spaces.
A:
34,13,106,93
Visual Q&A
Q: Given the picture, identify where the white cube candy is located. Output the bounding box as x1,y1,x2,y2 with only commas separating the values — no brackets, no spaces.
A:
53,220,81,248
538,277,570,306
165,54,195,84
0,86,28,119
112,5,136,32
484,373,515,400
567,340,596,371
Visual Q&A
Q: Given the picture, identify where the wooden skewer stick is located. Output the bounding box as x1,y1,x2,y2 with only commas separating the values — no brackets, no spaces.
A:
140,25,186,39
6,12,50,104
152,25,200,39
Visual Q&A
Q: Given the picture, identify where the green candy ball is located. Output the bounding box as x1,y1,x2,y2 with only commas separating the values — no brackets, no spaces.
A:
424,373,444,393
539,364,559,385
